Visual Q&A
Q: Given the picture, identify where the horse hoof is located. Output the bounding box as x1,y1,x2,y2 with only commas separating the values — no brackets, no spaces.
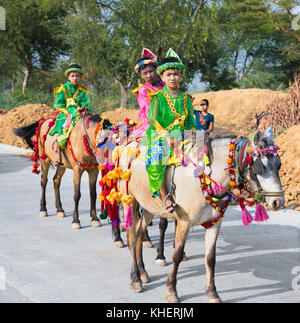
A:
130,282,143,293
141,272,150,284
91,220,101,228
166,293,179,303
155,259,167,267
114,241,125,248
39,211,48,218
209,297,222,303
143,241,153,248
72,222,81,229
56,211,65,218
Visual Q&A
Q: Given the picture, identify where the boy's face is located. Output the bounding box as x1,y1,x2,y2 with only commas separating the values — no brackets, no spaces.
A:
140,65,159,84
68,71,82,86
200,100,208,113
160,69,182,90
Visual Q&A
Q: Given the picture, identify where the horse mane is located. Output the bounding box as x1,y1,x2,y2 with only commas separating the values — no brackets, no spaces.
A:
89,114,112,129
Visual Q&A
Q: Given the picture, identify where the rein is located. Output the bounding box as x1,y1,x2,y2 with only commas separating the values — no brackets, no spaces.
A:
82,113,103,165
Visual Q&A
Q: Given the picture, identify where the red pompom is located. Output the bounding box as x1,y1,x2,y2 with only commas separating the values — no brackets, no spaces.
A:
245,155,253,165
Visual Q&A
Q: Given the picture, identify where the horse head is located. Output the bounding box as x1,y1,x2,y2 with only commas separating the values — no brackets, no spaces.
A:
248,127,284,210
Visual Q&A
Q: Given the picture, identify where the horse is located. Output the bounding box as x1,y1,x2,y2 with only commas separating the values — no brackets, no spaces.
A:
114,128,284,303
14,113,107,228
13,113,154,248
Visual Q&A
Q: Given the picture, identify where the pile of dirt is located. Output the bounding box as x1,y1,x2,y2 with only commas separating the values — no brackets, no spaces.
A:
101,108,139,125
275,125,300,210
0,104,54,148
193,88,285,135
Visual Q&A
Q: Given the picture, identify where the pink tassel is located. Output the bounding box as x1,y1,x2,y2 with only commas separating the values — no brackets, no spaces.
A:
40,153,47,160
181,155,187,167
238,198,253,227
124,205,133,228
241,208,253,227
213,182,223,195
254,204,269,222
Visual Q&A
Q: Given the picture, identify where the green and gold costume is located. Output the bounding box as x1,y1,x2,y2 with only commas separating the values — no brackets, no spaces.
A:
145,86,196,197
49,81,91,149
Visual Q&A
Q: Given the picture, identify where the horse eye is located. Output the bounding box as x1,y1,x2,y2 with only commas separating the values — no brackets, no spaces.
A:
253,158,265,175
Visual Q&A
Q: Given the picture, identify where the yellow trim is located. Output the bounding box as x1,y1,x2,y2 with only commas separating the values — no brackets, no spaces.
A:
54,83,64,98
131,84,143,96
78,84,88,93
58,107,69,115
154,120,168,138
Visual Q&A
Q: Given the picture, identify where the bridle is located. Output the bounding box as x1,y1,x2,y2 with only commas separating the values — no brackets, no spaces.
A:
234,137,284,199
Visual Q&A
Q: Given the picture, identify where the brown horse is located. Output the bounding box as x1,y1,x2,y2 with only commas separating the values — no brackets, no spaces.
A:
14,113,108,229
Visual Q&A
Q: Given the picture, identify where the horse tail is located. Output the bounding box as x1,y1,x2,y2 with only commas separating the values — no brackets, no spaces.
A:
13,121,39,149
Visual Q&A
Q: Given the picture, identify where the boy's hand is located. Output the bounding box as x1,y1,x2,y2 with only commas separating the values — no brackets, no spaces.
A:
166,136,175,148
166,136,181,148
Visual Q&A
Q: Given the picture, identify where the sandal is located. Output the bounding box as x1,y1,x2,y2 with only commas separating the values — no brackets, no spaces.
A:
164,194,177,214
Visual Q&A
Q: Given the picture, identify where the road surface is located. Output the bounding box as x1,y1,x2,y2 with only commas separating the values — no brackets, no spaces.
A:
0,143,299,303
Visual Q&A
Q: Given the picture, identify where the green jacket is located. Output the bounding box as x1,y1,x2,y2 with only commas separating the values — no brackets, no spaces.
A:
49,81,91,148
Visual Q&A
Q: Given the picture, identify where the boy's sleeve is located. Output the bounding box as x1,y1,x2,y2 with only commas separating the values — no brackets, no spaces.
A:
184,96,196,131
53,89,67,112
148,95,168,138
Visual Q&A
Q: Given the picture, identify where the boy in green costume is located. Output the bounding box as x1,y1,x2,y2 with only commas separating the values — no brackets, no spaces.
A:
145,49,196,213
49,63,91,166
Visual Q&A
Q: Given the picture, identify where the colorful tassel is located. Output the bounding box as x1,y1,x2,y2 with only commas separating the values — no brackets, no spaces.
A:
181,155,187,167
238,197,253,227
99,209,108,220
110,200,120,228
254,204,269,222
213,182,223,195
124,205,133,228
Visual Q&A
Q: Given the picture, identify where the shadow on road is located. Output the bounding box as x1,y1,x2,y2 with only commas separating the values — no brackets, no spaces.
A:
143,218,299,303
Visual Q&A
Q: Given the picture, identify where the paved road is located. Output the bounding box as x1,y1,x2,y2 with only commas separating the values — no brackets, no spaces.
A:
0,143,299,303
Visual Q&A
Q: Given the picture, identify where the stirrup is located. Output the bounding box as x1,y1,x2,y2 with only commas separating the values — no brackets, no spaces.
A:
163,193,177,214
55,161,64,167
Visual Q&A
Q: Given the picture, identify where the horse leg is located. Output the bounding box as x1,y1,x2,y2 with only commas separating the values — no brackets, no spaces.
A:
173,220,188,261
155,218,168,266
127,201,143,293
112,225,125,248
87,167,101,227
205,219,222,303
142,208,153,248
72,165,84,229
166,219,190,303
53,166,66,218
40,159,51,217
136,209,154,284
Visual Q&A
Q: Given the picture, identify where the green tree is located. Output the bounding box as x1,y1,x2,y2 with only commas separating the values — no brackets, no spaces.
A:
0,0,73,95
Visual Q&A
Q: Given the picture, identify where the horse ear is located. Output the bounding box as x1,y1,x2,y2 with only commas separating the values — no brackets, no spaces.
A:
264,126,273,141
253,130,262,146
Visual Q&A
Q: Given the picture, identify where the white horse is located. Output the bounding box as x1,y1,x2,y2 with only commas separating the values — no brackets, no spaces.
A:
116,128,284,303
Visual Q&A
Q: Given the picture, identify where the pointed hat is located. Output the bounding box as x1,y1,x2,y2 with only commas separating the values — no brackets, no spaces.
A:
156,48,185,75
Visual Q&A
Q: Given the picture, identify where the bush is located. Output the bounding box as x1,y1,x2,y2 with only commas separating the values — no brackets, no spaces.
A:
243,75,300,135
